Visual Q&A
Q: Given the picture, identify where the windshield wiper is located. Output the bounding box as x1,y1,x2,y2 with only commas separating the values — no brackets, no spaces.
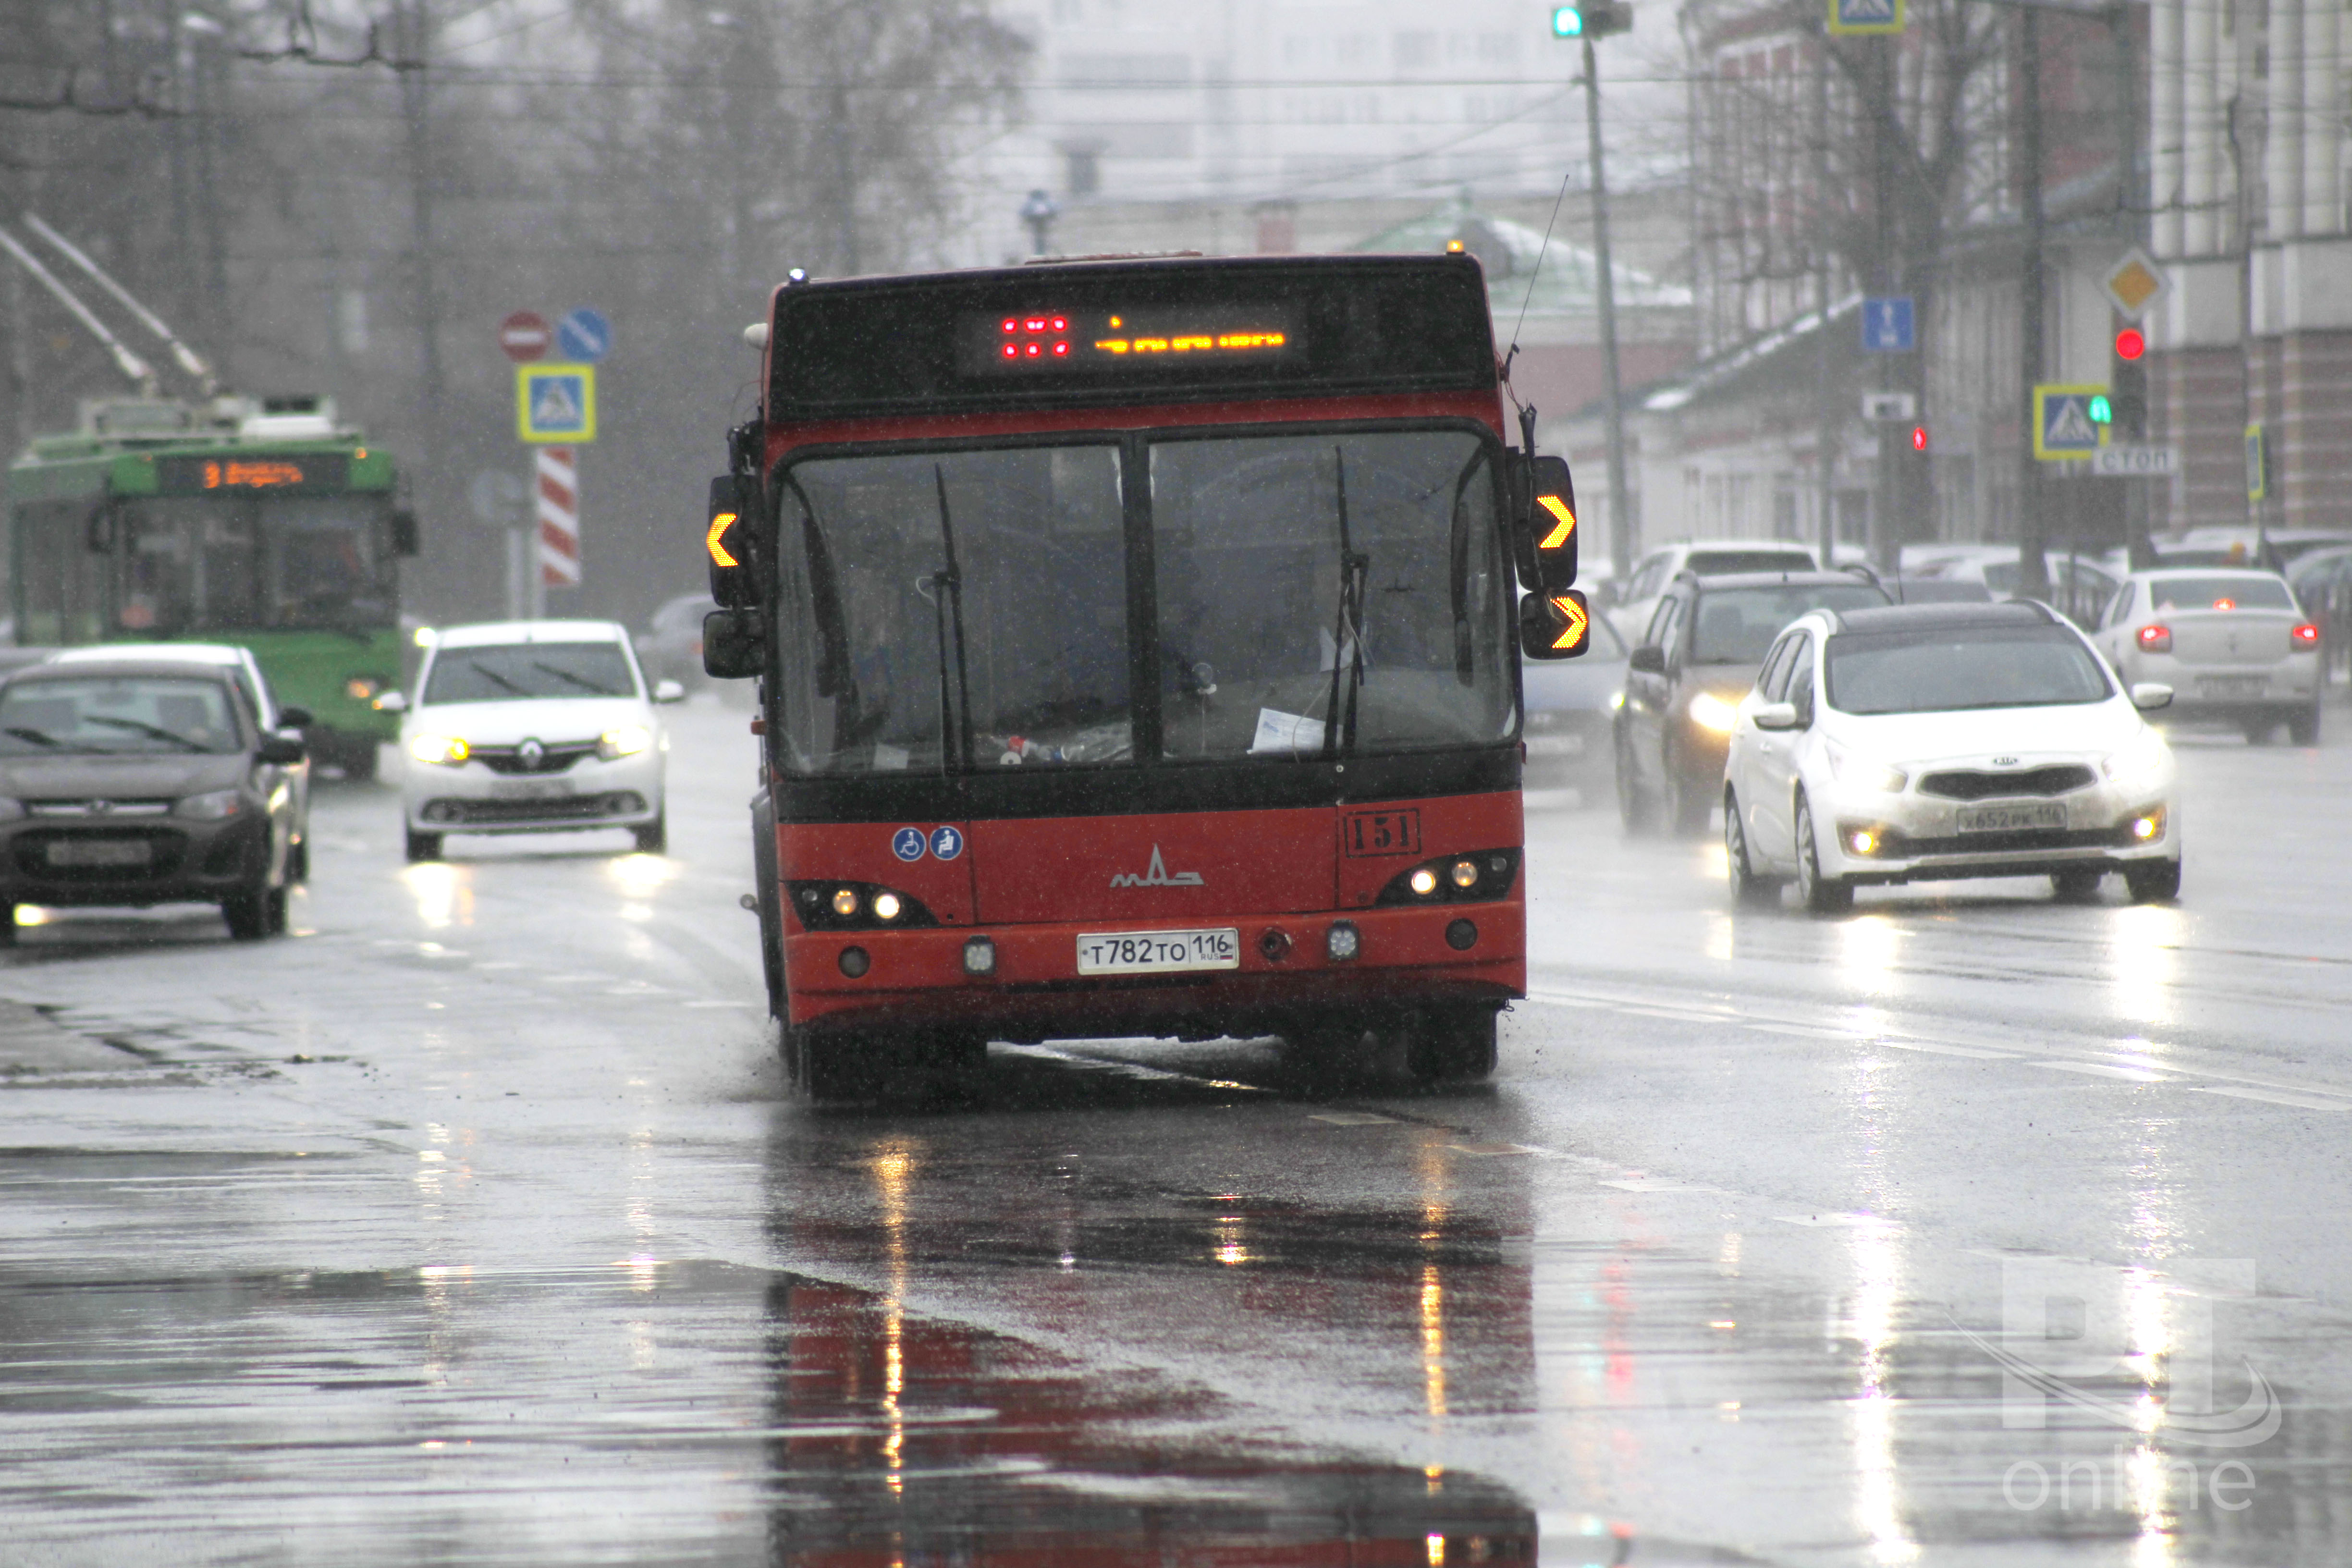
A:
1322,446,1369,759
85,715,209,753
1446,448,1491,686
529,662,619,696
5,726,61,748
929,465,975,774
467,664,530,698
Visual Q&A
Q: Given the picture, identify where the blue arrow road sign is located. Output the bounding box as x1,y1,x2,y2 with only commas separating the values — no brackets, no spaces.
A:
1862,297,1914,352
556,307,612,363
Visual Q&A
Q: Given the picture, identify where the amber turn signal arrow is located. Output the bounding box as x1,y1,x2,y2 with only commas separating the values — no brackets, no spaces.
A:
706,510,739,568
1549,592,1588,652
1537,493,1577,550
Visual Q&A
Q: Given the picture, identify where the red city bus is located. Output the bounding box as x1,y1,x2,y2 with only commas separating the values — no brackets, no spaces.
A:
703,254,1586,1095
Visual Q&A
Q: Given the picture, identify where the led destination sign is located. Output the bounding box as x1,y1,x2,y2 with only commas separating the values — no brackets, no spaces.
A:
154,455,350,494
960,305,1300,376
765,256,1497,419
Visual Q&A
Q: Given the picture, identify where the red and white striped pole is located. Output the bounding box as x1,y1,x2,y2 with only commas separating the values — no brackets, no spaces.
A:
537,445,581,603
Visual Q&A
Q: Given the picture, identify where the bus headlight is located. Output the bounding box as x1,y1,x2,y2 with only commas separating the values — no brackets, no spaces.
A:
407,734,469,766
598,725,653,761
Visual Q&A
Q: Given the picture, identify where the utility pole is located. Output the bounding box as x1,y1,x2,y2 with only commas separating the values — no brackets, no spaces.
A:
1813,33,1839,567
2015,6,2049,597
1575,22,1633,582
397,0,441,414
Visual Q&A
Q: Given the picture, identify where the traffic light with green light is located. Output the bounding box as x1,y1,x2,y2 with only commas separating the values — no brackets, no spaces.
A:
1553,2,1633,38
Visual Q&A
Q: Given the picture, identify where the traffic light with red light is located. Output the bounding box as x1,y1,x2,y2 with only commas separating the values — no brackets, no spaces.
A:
2115,328,2145,361
1910,425,1928,452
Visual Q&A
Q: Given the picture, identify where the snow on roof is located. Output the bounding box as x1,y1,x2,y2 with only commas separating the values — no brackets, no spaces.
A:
1348,199,1691,316
1640,294,1864,413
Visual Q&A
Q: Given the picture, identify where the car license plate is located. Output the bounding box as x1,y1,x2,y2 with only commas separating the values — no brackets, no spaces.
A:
1956,801,2067,833
490,778,573,800
46,838,150,867
2198,674,2266,698
1075,928,1240,976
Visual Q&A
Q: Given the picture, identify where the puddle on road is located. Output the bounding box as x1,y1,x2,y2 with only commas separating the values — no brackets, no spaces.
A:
0,1256,1542,1564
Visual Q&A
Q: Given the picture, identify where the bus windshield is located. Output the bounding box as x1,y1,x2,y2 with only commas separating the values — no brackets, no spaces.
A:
111,493,394,634
770,428,1515,776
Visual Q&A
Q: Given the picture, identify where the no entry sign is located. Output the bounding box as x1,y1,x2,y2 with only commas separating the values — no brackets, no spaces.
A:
498,311,550,363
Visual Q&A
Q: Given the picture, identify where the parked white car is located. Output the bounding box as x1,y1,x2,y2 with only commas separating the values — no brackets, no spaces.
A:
1722,600,2181,913
1905,545,2118,627
2091,568,2321,745
1605,539,1819,644
380,620,683,862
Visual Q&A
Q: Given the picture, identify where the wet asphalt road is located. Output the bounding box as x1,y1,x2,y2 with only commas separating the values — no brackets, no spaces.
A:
5,698,2352,1566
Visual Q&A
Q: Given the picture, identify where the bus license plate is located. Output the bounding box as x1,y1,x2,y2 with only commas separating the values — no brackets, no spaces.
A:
1956,802,2066,833
1075,928,1240,976
46,838,150,867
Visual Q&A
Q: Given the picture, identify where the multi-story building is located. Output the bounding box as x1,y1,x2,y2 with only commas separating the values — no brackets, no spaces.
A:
1561,0,2352,580
2148,0,2352,534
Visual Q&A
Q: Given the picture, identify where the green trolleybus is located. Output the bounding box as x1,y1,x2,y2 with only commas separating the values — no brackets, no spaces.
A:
4,397,417,778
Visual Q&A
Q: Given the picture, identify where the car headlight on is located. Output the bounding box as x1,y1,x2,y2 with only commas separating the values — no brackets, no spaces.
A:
176,789,243,820
1687,690,1740,734
2102,729,2173,792
1826,741,1907,795
598,725,653,761
407,734,470,766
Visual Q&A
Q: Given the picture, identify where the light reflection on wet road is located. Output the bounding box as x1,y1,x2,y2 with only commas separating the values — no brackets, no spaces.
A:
3,702,2350,1564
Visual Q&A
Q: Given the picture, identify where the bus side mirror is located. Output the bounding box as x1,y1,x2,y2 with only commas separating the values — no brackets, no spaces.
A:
708,476,758,607
390,510,421,557
1505,454,1578,593
1519,589,1591,661
703,609,765,679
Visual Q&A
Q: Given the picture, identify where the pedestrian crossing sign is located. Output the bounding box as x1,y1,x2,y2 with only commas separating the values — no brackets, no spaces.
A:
2032,383,2108,461
517,363,597,445
1829,0,1904,35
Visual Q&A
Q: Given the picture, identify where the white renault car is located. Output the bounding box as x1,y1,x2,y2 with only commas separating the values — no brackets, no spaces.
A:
2091,567,2322,745
382,620,682,862
1722,601,2181,913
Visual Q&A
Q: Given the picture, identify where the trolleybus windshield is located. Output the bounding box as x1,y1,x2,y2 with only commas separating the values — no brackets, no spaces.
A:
769,426,1515,776
47,492,397,637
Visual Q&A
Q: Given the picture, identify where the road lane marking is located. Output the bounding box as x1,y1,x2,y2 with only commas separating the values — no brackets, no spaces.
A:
1308,1111,1396,1126
1874,1039,2019,1060
2031,1060,2167,1083
1446,1141,1540,1157
1602,1177,1727,1194
2192,1085,2352,1112
1774,1212,1899,1229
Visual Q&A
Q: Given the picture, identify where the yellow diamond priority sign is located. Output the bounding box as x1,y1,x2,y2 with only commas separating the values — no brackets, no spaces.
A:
2102,248,2168,322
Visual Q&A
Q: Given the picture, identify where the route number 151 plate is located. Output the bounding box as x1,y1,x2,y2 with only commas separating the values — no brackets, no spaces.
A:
1075,928,1240,976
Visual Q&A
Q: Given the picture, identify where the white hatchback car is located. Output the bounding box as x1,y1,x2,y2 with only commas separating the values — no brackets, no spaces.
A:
382,620,682,862
2091,568,2321,745
1722,601,2181,913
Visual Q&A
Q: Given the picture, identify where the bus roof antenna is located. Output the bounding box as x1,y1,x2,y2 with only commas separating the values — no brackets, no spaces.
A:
24,214,218,393
0,227,158,396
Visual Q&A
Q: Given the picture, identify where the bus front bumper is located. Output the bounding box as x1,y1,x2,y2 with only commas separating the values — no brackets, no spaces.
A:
783,901,1524,1039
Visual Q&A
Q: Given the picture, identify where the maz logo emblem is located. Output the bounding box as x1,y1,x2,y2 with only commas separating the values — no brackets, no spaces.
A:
1110,845,1203,888
1991,756,2020,766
